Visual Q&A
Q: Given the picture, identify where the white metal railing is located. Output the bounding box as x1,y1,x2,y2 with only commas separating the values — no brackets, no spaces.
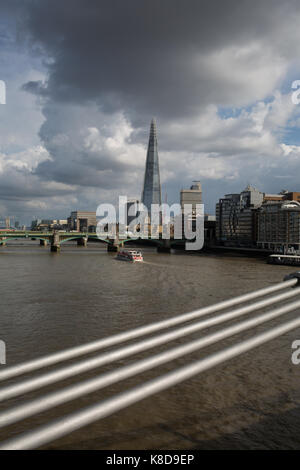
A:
0,278,296,383
0,272,300,449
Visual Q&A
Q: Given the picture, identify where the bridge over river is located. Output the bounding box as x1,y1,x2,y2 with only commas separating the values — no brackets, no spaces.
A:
0,231,181,252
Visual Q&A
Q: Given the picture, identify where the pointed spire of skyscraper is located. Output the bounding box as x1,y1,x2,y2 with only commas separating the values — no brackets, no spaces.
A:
141,118,162,214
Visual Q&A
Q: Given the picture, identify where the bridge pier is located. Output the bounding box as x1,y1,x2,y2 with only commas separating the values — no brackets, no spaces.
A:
50,232,60,253
107,243,120,252
157,240,171,253
0,238,6,247
77,237,88,247
107,234,121,252
40,239,48,247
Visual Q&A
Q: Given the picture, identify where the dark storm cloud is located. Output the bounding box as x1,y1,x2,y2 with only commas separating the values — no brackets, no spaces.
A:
0,174,72,199
2,0,300,220
22,0,298,119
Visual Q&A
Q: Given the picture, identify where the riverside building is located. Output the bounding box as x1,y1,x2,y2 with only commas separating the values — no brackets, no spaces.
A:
216,186,300,249
257,200,300,253
216,185,264,246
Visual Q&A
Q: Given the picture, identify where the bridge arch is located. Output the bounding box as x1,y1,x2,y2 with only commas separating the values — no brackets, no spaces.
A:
0,236,48,245
59,236,111,245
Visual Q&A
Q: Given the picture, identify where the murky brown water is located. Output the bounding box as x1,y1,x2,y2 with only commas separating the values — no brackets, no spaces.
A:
1,241,300,449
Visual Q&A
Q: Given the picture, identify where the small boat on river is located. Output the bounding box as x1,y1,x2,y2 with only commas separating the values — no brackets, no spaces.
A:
116,250,143,262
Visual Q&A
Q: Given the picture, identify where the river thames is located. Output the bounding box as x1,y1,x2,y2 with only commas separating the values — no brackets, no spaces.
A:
0,241,300,449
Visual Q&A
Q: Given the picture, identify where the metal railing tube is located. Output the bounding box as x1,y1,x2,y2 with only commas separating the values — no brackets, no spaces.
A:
0,287,299,402
1,315,300,450
0,278,296,383
1,298,300,428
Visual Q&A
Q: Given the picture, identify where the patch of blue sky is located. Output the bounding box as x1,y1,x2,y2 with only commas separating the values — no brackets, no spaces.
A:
217,106,242,119
217,95,276,120
280,126,300,146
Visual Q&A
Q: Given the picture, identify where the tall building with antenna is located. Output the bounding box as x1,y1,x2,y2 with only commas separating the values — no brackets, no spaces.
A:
141,118,162,216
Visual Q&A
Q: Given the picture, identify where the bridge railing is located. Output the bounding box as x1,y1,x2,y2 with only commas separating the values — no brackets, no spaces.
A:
0,272,300,449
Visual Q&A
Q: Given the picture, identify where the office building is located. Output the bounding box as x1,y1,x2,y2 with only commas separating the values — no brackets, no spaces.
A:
257,200,300,252
180,182,202,215
216,186,300,247
67,211,97,232
216,185,264,246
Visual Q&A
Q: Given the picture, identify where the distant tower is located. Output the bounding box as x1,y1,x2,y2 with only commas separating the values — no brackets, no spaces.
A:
180,181,202,214
141,119,162,215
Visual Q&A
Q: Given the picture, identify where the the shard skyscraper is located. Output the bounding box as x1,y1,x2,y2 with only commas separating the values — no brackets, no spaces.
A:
141,118,162,217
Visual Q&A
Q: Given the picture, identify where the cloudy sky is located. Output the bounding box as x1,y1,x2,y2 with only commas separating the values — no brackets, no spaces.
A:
1,0,300,224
